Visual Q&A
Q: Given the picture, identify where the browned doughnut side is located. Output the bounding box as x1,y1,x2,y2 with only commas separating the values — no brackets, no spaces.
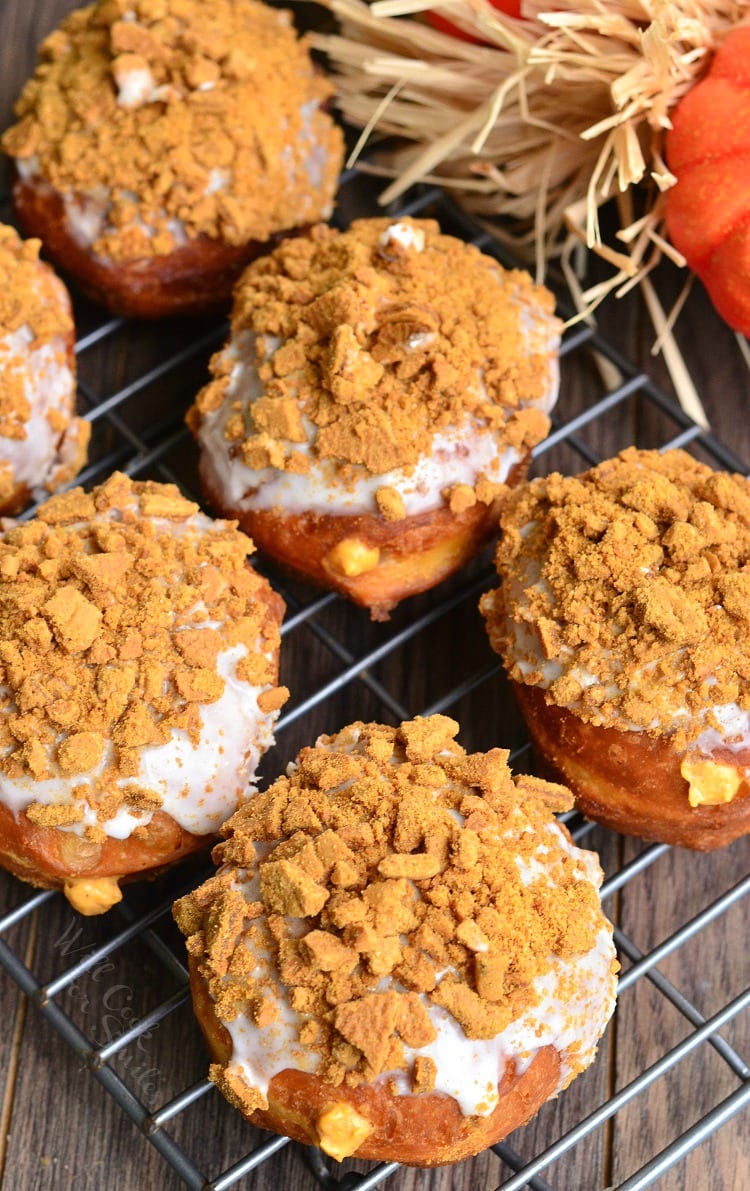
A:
0,801,208,890
0,571,286,894
13,174,270,319
512,681,750,850
189,959,564,1167
200,455,528,620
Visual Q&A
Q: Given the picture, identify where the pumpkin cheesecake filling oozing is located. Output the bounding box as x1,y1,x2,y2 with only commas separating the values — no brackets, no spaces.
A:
174,716,617,1158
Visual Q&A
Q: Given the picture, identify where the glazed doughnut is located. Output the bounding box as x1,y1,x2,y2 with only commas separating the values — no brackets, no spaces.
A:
0,224,89,514
188,217,561,619
0,472,287,913
174,715,617,1166
2,0,343,318
481,447,750,851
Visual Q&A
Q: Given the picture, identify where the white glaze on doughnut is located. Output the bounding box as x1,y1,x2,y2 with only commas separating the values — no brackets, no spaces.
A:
115,65,157,109
378,222,425,253
0,321,77,500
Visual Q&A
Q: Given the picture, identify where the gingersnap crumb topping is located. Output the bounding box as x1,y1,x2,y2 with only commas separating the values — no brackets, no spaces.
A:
0,472,285,821
175,715,607,1101
0,223,89,498
0,224,69,435
0,225,71,349
2,0,343,261
481,448,750,749
188,218,559,491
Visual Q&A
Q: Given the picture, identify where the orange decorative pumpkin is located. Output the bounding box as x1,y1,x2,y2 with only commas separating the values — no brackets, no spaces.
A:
665,26,750,336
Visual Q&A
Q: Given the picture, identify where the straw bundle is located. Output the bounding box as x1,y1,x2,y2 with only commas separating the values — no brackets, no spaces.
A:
313,0,746,404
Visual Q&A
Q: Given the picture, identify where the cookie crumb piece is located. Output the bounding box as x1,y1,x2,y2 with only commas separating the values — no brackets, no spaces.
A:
260,859,329,917
375,487,406,522
377,853,440,880
411,1055,437,1094
42,587,102,653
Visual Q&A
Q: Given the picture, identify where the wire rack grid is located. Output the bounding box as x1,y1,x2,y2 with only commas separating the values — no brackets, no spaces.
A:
0,171,749,1191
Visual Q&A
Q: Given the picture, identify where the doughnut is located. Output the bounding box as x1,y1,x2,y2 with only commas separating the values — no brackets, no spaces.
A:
480,447,750,851
0,472,288,914
0,224,89,514
188,217,561,619
174,714,617,1166
2,0,344,318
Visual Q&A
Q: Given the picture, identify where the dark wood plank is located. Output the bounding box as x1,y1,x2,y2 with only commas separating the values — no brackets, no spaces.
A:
0,876,37,1187
612,835,750,1189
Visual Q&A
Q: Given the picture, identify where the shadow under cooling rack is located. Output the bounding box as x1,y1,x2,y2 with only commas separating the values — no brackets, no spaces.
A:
0,170,749,1191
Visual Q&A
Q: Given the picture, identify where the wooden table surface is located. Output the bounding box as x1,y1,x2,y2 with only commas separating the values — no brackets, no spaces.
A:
1,5,750,1191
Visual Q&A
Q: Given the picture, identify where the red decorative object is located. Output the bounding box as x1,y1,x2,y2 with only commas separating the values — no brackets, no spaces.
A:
666,26,750,336
427,0,522,44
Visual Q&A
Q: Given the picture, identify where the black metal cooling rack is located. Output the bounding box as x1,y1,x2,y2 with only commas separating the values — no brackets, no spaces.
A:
1,169,749,1191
